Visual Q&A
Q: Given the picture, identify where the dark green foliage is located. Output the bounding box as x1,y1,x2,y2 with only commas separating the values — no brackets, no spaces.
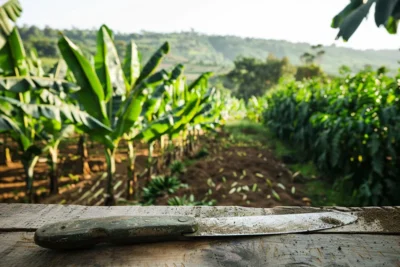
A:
169,160,185,175
295,65,325,81
194,147,209,159
167,194,216,206
142,176,185,204
223,55,295,100
264,67,400,205
333,0,400,40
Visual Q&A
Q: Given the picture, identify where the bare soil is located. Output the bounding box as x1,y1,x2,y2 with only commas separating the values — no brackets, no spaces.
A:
0,129,310,207
155,134,308,207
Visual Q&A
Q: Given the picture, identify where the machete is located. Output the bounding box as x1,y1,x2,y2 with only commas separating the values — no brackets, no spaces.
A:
34,210,357,250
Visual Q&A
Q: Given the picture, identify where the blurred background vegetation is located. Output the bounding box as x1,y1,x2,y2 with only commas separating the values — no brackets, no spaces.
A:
19,25,399,79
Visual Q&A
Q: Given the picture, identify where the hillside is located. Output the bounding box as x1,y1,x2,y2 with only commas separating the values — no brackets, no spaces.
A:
20,26,399,78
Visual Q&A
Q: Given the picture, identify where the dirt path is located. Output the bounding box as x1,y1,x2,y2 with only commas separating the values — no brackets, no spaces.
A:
155,133,309,207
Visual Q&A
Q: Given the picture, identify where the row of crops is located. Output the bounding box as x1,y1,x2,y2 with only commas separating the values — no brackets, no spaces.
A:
0,1,245,204
263,67,400,205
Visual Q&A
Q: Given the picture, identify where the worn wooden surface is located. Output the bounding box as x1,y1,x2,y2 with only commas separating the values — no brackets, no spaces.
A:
0,204,400,267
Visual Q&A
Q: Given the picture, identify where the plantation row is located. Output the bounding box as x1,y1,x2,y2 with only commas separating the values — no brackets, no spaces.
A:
263,67,400,205
0,13,245,203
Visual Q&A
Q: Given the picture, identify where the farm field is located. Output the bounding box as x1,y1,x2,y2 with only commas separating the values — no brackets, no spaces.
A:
0,122,316,207
1,0,400,209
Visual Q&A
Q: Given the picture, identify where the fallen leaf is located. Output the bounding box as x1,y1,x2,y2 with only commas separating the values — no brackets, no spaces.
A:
229,188,236,194
207,178,216,187
252,183,258,192
277,183,286,190
292,171,301,178
271,189,280,201
291,186,296,194
255,173,264,178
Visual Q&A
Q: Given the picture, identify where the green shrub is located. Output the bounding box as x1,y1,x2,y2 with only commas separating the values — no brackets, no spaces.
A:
142,176,186,204
264,67,400,205
169,160,185,175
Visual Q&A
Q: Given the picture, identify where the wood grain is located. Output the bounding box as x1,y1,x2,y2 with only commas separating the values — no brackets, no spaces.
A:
0,204,400,266
1,232,399,267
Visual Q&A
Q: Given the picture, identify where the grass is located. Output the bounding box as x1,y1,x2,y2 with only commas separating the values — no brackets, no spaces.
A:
223,119,349,206
224,120,269,145
305,180,354,207
289,163,319,178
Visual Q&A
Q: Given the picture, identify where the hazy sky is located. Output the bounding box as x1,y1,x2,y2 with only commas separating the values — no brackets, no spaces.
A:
18,0,399,50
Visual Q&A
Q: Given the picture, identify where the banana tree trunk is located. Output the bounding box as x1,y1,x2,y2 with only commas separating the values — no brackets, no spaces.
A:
77,135,91,176
147,142,154,182
105,147,116,206
48,143,59,195
126,141,138,200
22,155,39,203
0,134,12,166
157,137,165,171
165,134,173,167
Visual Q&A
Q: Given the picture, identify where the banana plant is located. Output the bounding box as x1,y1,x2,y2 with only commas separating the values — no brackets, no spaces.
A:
0,0,22,50
0,90,112,201
58,25,170,205
0,26,112,201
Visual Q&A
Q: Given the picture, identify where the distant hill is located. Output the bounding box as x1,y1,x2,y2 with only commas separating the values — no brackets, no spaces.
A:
19,26,399,78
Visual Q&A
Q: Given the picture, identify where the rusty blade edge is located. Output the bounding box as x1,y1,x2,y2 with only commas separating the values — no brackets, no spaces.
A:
185,211,358,237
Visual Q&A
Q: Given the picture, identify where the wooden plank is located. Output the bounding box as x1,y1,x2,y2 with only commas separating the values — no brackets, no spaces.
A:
1,232,399,266
1,204,400,233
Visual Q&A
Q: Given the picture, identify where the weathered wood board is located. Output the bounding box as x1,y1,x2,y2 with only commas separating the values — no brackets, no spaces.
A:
0,204,399,266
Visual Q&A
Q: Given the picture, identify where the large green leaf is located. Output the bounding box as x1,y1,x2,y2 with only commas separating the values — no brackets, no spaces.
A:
95,25,126,102
0,0,22,49
0,96,112,135
49,59,68,79
58,35,109,125
335,0,376,41
135,42,169,85
0,76,79,93
0,27,27,76
141,84,167,120
123,40,140,89
375,0,398,26
0,113,22,134
331,0,364,28
188,72,213,91
112,92,146,140
135,94,201,143
27,48,44,77
113,70,169,139
385,15,399,33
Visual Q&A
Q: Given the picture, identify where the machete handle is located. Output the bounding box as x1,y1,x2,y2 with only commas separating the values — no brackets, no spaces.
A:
34,216,198,250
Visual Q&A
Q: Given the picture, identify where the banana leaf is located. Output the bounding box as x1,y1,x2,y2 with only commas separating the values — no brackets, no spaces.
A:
58,35,109,125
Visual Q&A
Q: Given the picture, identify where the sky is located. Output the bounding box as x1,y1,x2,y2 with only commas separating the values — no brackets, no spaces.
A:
16,0,400,50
